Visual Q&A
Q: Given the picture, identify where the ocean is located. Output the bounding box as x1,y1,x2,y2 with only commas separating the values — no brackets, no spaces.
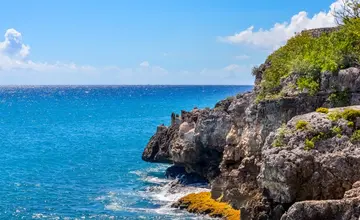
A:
0,85,252,220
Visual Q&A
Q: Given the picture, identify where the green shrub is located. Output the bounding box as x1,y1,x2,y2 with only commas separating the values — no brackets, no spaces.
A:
272,124,287,147
297,76,320,95
351,130,360,142
296,120,309,130
342,108,360,121
311,132,326,142
252,66,260,76
328,90,351,107
348,121,355,127
328,111,343,121
304,139,315,151
257,19,360,100
332,126,342,135
316,107,329,114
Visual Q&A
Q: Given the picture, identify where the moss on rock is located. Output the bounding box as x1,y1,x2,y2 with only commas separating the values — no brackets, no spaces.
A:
173,192,240,220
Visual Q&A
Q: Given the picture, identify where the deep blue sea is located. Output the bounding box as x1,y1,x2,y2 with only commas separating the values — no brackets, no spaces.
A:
0,85,252,220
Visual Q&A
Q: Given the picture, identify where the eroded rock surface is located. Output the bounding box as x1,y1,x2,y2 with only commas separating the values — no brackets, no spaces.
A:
142,66,360,220
281,181,360,220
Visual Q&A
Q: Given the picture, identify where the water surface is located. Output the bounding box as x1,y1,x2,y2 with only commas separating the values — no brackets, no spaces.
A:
0,85,252,219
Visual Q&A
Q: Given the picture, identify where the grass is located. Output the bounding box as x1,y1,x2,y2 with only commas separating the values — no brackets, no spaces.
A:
176,192,240,220
256,18,360,100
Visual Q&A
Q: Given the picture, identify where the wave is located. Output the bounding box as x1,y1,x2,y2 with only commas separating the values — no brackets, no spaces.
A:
98,165,212,219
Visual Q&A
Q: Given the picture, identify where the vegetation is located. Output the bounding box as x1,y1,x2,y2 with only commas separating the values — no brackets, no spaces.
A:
342,108,360,121
296,120,309,130
333,0,360,25
256,14,360,100
351,130,360,142
304,138,315,151
176,192,240,220
272,124,287,147
328,111,343,121
328,90,351,107
332,126,343,138
328,108,360,123
316,107,329,114
252,65,260,76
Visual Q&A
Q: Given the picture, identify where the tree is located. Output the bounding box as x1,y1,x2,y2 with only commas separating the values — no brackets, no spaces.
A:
333,0,360,24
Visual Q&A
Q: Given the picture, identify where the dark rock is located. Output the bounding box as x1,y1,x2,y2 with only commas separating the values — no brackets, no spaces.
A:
165,165,187,179
281,181,360,220
165,165,207,185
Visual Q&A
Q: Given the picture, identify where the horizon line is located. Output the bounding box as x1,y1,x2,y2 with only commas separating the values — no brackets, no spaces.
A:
0,84,254,87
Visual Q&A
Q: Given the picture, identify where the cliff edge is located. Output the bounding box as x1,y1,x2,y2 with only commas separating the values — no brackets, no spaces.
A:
142,22,360,220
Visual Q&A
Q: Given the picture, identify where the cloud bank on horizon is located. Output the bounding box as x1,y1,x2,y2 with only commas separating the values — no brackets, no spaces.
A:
0,0,343,85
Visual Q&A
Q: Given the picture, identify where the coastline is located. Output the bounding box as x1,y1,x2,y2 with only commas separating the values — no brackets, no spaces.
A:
141,25,360,220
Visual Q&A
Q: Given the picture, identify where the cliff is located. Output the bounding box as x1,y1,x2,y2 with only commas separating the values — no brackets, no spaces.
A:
142,24,360,220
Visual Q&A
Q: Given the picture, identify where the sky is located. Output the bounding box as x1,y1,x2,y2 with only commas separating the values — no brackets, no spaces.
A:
0,0,342,85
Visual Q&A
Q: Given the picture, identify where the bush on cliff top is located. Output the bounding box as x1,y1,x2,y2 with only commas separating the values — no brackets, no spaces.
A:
257,18,360,100
176,192,240,220
316,107,329,114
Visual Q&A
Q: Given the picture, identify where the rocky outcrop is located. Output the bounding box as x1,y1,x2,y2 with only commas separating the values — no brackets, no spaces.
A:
142,65,360,218
142,106,233,180
259,107,360,204
281,181,360,220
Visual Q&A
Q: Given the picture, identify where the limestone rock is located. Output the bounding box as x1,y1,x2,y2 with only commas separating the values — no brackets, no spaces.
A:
281,181,360,220
259,107,360,204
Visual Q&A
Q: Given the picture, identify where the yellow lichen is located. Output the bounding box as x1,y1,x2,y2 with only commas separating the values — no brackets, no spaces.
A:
176,192,240,220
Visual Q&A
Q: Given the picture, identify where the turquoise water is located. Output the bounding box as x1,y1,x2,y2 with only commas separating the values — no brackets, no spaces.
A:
0,85,252,219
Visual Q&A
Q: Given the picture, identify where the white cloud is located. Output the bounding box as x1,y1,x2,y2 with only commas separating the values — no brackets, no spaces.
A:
219,0,343,50
0,29,253,85
235,55,250,60
139,61,150,67
0,28,30,59
224,64,243,72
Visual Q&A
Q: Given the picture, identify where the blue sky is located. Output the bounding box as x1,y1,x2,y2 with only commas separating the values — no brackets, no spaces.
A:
0,0,338,85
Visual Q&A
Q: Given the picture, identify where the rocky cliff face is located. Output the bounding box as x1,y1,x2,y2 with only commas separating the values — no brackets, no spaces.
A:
142,66,360,219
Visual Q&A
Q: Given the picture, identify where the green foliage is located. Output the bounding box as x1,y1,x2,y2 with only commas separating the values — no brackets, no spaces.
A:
332,126,342,135
293,60,321,95
296,120,309,130
316,107,329,114
328,90,351,107
328,111,343,121
272,124,287,147
304,138,315,151
351,130,360,142
348,121,355,127
334,0,360,25
257,19,360,100
297,76,320,95
311,132,327,142
252,65,260,76
342,108,360,121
